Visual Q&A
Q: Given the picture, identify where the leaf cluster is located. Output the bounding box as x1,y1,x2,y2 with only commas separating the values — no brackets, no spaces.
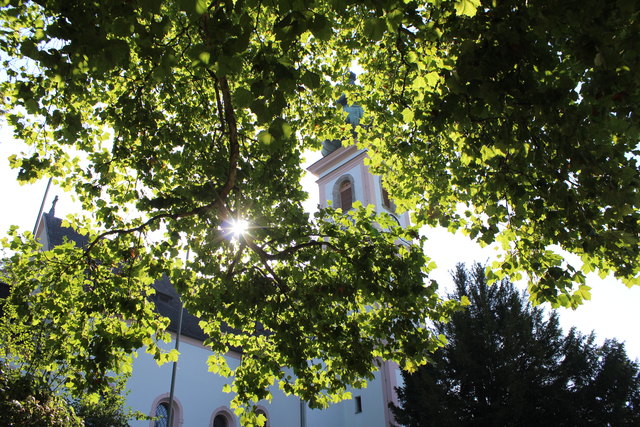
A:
356,0,640,306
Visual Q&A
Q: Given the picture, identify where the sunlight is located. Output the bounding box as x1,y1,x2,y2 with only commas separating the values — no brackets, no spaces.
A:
226,218,248,240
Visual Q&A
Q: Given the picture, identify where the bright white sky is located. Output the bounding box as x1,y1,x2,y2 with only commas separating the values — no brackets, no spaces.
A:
1,125,639,361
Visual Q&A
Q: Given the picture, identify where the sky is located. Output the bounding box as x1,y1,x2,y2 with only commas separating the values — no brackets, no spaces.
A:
2,125,640,361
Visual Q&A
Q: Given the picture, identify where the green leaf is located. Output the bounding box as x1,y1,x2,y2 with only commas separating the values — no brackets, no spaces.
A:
301,71,321,89
455,0,480,17
401,108,414,123
178,0,208,15
234,87,253,109
363,17,385,41
257,130,273,145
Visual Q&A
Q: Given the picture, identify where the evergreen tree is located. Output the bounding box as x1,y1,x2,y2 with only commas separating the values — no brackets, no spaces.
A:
392,264,640,426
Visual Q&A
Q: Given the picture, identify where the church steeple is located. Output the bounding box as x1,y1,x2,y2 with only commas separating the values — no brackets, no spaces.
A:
49,195,59,216
307,73,409,227
320,72,364,158
306,103,407,425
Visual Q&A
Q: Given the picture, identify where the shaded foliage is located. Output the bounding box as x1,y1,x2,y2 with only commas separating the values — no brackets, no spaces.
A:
70,376,142,427
0,362,82,427
392,264,640,426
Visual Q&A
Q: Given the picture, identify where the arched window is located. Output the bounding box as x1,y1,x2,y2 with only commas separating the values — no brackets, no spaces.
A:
256,407,270,427
154,402,169,427
210,407,235,427
213,414,228,427
340,180,353,211
149,395,183,427
380,178,395,212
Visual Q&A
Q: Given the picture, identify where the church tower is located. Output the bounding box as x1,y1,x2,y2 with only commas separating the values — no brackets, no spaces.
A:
307,143,406,426
306,73,410,227
307,142,409,229
306,89,407,426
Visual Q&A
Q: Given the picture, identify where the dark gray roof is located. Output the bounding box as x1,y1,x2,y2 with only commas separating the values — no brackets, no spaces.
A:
152,275,208,342
42,212,89,248
41,213,209,343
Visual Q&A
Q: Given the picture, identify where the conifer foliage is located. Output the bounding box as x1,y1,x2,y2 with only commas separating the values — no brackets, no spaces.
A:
392,264,640,426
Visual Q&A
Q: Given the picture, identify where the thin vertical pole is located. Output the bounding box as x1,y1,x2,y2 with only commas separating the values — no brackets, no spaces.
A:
299,398,306,427
32,177,52,235
167,248,188,426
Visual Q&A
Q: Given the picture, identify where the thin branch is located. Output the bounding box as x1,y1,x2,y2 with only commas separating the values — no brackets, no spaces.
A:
226,241,246,280
83,200,220,255
217,75,240,199
212,73,226,134
263,240,341,260
243,237,290,293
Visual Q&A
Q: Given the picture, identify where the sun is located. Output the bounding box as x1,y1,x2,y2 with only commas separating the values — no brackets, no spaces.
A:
227,218,248,239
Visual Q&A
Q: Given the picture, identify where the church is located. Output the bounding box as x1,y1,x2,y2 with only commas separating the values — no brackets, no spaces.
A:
34,140,406,427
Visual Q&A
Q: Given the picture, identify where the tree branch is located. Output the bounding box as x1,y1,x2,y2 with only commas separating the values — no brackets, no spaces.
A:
263,240,341,260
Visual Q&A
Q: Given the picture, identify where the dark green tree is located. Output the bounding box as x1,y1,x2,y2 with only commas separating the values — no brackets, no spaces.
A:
392,264,640,427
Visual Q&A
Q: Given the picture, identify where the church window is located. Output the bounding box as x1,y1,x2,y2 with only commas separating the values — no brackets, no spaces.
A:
340,180,353,211
213,414,228,427
151,397,182,427
332,175,355,211
154,402,169,427
256,408,270,427
380,178,395,212
355,395,363,413
211,407,235,427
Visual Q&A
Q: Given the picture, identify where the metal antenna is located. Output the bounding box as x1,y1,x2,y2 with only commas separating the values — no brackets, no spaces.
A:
167,247,188,427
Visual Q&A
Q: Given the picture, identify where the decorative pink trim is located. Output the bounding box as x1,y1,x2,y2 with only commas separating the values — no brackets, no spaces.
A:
311,147,368,208
360,160,375,206
380,361,400,427
318,183,327,209
306,145,360,177
149,393,185,427
316,151,366,186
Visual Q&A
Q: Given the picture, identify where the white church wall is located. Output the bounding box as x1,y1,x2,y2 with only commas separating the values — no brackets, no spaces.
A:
305,370,387,427
126,334,392,427
126,336,316,427
126,336,242,426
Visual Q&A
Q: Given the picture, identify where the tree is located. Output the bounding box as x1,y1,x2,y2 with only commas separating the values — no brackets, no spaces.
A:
0,275,142,426
70,375,144,427
0,0,638,420
0,361,140,427
392,264,640,426
0,361,83,427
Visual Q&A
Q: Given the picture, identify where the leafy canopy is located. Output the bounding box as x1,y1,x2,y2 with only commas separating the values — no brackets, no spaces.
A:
1,0,639,419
